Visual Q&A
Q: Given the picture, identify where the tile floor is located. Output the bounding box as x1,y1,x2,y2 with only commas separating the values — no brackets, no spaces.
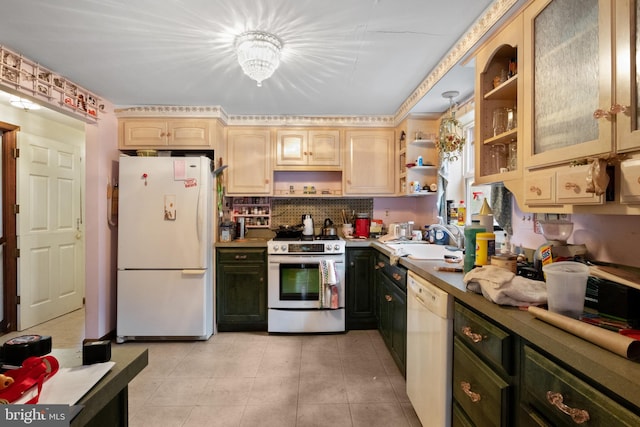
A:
3,309,421,427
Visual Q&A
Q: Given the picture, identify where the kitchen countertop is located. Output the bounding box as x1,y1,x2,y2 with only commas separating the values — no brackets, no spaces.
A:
215,237,640,410
370,241,640,412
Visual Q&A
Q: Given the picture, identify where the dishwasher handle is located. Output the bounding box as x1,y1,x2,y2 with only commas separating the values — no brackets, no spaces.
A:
407,272,453,319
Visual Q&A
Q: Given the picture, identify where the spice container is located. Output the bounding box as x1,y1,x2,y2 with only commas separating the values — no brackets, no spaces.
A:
490,254,517,273
475,232,496,266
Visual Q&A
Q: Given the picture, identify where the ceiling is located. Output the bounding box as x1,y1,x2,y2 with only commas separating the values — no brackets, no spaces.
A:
0,0,522,118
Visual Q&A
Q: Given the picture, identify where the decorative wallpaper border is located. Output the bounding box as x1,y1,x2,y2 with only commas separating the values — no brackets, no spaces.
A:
116,0,518,128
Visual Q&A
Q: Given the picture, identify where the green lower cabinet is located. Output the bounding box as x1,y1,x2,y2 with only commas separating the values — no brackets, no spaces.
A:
216,248,267,331
377,268,406,376
519,345,640,426
453,337,510,427
346,248,377,330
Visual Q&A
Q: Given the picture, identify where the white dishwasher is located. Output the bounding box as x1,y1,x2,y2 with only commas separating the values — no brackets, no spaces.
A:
407,270,453,427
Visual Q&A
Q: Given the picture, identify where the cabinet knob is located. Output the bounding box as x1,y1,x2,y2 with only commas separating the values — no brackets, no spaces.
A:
166,132,172,137
378,262,386,268
460,381,481,403
462,326,484,343
593,104,628,120
385,294,392,302
392,273,401,281
309,151,313,156
529,186,542,196
546,391,590,424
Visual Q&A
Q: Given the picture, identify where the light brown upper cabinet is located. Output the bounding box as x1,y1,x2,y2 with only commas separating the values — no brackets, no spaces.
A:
226,128,272,195
474,14,523,185
523,0,616,168
274,129,341,169
344,130,395,195
119,118,218,149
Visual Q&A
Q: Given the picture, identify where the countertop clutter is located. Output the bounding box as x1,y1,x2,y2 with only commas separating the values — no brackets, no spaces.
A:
216,238,640,413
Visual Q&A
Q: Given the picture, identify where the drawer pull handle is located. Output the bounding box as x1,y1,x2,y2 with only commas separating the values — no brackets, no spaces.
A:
461,381,481,403
546,391,590,424
385,294,392,302
564,182,579,193
378,262,386,268
234,255,248,260
529,186,541,196
462,326,484,343
392,273,402,281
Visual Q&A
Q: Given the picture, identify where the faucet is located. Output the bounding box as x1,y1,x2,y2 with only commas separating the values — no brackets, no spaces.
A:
428,223,465,250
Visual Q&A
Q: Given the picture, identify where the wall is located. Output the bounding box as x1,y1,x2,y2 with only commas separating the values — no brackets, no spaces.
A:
511,200,640,269
84,99,120,339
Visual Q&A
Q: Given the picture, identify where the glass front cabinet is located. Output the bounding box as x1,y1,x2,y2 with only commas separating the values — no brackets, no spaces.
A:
474,14,523,185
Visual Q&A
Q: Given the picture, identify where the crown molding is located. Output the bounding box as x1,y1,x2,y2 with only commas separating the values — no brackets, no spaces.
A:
226,114,395,128
393,0,518,123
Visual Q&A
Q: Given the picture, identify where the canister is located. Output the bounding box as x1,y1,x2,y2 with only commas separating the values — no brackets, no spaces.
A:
220,221,236,242
475,232,495,266
463,222,485,273
490,254,517,273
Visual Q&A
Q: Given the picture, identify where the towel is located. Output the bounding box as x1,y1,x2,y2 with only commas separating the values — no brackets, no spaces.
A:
464,265,547,306
319,260,340,309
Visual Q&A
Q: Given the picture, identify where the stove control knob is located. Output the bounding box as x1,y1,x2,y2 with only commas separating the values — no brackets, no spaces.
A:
334,244,341,251
325,244,332,252
271,245,278,252
280,245,287,252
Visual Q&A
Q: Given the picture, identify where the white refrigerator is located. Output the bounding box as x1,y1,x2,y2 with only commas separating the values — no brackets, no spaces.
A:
116,156,214,343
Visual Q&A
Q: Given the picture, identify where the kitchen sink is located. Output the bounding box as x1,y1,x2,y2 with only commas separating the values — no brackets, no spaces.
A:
385,243,461,260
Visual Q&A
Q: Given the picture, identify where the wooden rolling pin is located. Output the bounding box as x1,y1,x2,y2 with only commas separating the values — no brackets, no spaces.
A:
528,306,640,361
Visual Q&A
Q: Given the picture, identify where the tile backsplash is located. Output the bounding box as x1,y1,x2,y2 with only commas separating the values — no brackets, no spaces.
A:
271,198,373,228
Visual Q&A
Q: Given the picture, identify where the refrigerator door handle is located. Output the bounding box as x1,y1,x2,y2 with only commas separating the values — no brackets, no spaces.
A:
182,269,207,276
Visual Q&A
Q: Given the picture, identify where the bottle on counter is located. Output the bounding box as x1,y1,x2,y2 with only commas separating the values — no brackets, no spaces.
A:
457,200,466,225
463,221,485,273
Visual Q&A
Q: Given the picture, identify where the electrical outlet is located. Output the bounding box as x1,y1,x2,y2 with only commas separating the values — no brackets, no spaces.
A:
533,213,542,234
385,209,389,217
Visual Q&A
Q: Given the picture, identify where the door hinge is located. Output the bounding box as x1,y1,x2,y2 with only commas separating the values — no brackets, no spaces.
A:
12,148,19,159
16,296,20,305
14,248,20,258
13,204,19,214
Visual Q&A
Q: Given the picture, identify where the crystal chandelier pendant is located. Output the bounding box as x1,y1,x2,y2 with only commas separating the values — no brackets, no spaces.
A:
235,31,283,87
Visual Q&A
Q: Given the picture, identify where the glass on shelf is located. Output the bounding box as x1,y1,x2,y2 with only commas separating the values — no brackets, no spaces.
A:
491,143,507,174
493,107,508,136
508,141,517,171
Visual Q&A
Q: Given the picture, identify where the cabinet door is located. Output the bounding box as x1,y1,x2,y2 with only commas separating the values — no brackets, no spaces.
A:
377,273,406,375
308,130,341,166
523,0,613,167
227,129,271,194
275,130,307,165
167,119,211,147
615,0,640,152
344,130,395,194
120,119,168,147
346,248,377,330
216,263,266,329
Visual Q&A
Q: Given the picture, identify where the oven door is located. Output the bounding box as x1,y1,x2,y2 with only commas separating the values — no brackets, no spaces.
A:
268,254,345,309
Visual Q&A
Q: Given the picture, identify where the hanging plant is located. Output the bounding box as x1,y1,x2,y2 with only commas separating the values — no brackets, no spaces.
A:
436,113,465,162
436,91,465,162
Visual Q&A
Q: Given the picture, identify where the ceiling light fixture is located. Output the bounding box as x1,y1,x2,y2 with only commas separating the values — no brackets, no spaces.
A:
9,95,41,111
235,31,283,87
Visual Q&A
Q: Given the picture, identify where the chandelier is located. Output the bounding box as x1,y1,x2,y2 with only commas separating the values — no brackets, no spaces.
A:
235,31,283,87
436,91,465,162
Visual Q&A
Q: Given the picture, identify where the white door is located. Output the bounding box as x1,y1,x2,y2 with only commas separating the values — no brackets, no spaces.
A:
17,133,84,330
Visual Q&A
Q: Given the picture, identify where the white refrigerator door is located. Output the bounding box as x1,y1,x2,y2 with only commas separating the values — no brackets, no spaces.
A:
117,269,213,340
118,156,212,269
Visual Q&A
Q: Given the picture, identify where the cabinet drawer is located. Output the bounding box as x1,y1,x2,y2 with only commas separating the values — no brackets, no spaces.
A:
375,253,407,290
524,171,555,205
454,302,513,374
453,337,510,427
521,345,640,426
555,165,603,205
620,159,640,204
217,248,266,263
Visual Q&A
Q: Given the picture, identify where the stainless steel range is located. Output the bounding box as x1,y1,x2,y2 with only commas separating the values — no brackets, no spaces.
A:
267,237,346,333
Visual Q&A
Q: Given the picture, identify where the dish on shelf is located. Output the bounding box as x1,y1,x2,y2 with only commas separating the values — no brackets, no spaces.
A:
406,163,416,168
